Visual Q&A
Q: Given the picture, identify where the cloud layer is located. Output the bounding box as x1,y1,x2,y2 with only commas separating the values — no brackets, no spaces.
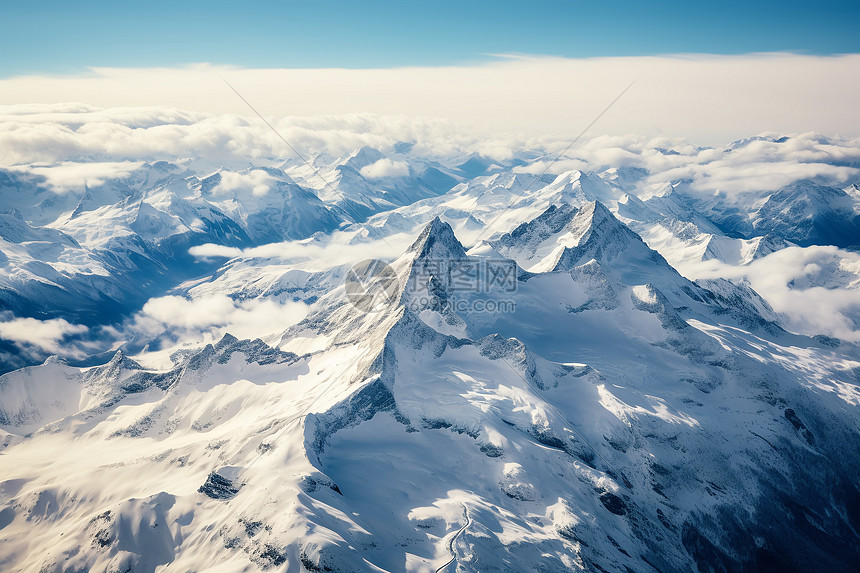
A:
2,104,859,199
1,54,859,144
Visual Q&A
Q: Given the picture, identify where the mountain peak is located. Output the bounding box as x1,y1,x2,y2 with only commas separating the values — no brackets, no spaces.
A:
494,200,680,287
582,199,615,224
215,332,240,350
346,146,385,170
551,200,660,272
754,180,860,248
559,201,623,247
97,349,143,376
407,217,467,260
455,155,491,178
491,202,627,273
543,170,621,205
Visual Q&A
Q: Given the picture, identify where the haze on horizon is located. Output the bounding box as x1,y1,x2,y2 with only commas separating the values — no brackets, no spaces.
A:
2,1,859,144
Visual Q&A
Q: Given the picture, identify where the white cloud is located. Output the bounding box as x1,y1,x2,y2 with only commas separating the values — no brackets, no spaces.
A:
10,161,144,194
225,298,310,341
134,294,309,347
0,106,513,169
141,295,238,330
510,131,860,196
214,170,276,197
743,248,860,341
3,105,857,201
0,316,88,354
637,132,860,195
678,246,860,342
187,244,244,259
188,230,415,270
360,158,410,179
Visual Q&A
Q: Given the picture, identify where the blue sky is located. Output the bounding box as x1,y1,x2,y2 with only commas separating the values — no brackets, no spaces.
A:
2,0,859,77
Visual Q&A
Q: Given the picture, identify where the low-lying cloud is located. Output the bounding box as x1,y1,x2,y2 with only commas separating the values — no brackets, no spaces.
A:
214,169,277,197
0,314,88,354
187,244,244,259
132,294,309,351
360,158,410,179
679,246,860,342
11,161,145,194
189,231,415,268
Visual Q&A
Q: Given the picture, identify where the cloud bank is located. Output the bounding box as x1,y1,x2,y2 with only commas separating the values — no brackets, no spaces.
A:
1,53,859,144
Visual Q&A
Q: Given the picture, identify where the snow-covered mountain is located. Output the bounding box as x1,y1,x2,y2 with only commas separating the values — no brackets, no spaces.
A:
1,129,860,572
0,164,345,360
648,179,860,251
286,146,459,221
753,180,860,248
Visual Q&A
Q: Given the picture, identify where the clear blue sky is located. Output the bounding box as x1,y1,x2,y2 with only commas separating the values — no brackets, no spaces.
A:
2,0,858,77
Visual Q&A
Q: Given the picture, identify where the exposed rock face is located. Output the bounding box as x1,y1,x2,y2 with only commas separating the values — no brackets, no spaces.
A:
199,471,240,500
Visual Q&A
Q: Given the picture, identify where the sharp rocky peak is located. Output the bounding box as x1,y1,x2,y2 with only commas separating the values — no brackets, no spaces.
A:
579,199,617,225
103,349,143,372
551,200,673,274
407,216,467,261
554,201,632,254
